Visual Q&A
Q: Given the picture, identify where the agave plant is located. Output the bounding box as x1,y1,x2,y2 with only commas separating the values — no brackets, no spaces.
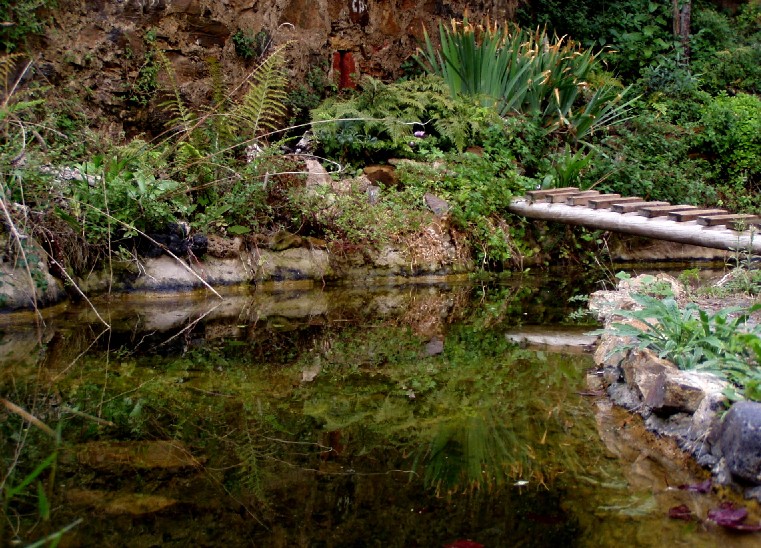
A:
415,19,637,141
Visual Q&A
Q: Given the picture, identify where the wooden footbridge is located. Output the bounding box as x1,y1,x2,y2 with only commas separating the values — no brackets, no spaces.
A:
508,188,761,254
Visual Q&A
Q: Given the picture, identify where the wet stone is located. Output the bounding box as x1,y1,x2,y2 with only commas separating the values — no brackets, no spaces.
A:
74,440,202,471
718,401,761,485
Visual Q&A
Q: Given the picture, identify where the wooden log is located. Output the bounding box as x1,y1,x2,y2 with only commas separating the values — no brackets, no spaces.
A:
569,193,616,206
669,209,728,222
611,201,670,214
638,205,695,218
697,214,761,228
507,199,761,253
588,196,643,210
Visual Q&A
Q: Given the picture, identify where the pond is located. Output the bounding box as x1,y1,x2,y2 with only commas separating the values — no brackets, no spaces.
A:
2,276,760,547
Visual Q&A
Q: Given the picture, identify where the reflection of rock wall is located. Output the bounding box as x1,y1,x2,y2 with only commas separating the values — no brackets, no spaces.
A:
37,0,520,136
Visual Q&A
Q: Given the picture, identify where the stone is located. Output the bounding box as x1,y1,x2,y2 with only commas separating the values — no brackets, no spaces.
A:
363,164,399,187
425,338,444,356
718,401,761,485
424,193,449,217
305,159,331,187
207,235,243,258
269,230,304,251
622,349,726,415
74,440,202,471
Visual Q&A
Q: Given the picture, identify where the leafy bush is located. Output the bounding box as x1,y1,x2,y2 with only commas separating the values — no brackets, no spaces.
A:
581,113,716,205
415,20,635,142
311,75,503,165
0,0,53,52
695,93,761,211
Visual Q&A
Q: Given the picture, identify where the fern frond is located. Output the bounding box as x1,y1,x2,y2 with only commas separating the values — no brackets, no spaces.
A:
0,53,24,96
155,50,196,136
230,44,289,139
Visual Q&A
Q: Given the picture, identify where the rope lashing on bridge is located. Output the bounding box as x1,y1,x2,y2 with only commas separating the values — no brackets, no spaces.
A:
508,188,761,254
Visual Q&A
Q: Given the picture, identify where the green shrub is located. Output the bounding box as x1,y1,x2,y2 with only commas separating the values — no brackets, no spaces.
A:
696,93,761,211
581,114,716,205
414,20,636,142
311,75,503,165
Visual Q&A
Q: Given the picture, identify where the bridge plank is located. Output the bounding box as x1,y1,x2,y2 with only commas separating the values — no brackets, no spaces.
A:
697,214,761,228
611,201,670,214
588,196,643,209
549,190,599,203
638,205,695,218
669,209,728,222
526,188,579,202
508,199,761,253
568,192,614,206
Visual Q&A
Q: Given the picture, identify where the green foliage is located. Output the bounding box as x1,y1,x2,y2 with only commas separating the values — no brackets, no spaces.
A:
129,33,160,107
311,75,501,164
595,293,761,401
232,29,270,60
415,20,636,142
396,150,531,266
581,113,716,205
0,0,53,52
65,142,193,242
695,92,761,211
231,44,289,137
285,63,334,126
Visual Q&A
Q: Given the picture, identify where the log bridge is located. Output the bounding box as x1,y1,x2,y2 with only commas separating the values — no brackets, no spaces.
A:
508,188,761,254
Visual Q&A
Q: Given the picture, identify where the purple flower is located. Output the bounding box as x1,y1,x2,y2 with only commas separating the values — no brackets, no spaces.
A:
413,130,426,138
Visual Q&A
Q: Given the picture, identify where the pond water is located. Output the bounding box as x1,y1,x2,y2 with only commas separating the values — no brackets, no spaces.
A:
2,277,760,547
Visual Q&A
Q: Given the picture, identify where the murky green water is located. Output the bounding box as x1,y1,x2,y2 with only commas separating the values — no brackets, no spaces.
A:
2,278,760,547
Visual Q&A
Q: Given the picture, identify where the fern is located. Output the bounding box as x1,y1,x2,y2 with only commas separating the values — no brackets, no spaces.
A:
231,43,289,139
155,50,197,137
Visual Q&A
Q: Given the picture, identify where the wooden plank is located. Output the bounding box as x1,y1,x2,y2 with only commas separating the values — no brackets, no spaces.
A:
570,193,619,207
525,187,579,202
669,209,728,222
611,201,670,214
588,196,643,210
697,214,761,228
638,204,695,218
549,191,598,203
730,218,761,231
562,191,601,205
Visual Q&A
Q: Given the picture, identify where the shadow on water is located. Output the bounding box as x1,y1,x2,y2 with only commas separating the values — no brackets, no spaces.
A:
2,274,760,546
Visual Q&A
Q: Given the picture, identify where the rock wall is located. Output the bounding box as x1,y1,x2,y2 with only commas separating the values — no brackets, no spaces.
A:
33,0,521,137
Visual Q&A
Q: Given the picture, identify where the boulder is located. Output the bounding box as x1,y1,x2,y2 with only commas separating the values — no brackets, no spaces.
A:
718,401,761,485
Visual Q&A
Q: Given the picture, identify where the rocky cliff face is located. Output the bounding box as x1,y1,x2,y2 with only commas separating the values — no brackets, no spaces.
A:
33,0,520,137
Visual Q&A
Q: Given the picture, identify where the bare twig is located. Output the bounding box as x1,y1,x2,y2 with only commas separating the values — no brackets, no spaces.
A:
1,398,57,439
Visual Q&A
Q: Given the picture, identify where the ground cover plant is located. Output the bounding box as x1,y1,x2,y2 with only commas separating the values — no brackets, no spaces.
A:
596,292,761,402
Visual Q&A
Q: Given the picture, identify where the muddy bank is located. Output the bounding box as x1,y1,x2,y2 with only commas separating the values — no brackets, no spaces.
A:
589,274,761,503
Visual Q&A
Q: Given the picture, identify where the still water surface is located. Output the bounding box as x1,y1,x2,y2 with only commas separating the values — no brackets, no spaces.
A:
2,278,759,547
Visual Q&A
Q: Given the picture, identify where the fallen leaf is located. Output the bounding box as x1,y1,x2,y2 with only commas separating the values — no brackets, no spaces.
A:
668,504,694,521
708,502,748,527
678,479,712,494
444,540,484,548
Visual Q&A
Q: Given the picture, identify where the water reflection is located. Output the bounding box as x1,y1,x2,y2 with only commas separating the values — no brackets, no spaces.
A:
2,279,757,547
